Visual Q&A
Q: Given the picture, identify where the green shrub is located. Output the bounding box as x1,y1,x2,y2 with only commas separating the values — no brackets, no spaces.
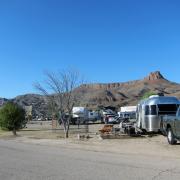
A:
0,102,26,135
141,92,157,100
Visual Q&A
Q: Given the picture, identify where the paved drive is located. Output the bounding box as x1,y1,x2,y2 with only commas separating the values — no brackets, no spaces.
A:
0,139,180,180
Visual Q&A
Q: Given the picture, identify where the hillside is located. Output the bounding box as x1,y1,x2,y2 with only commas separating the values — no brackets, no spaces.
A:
1,71,179,116
75,71,180,109
12,94,48,117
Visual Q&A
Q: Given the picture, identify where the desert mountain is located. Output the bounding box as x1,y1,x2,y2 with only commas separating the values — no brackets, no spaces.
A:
1,71,179,117
75,71,180,109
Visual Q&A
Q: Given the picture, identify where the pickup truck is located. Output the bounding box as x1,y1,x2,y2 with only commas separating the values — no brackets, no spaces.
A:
161,106,180,145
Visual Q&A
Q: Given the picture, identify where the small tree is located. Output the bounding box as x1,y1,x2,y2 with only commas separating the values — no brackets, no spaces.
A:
141,91,157,99
35,69,84,138
0,102,26,135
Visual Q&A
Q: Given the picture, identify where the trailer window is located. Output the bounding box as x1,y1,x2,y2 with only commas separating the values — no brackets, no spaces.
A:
145,106,149,115
158,104,178,115
145,105,157,115
150,105,157,115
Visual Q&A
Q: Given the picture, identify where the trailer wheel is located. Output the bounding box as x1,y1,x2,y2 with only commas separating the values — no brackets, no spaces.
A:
128,127,135,136
167,128,177,145
160,119,166,136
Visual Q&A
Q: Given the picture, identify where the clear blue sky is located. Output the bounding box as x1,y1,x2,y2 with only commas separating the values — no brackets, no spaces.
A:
0,0,180,98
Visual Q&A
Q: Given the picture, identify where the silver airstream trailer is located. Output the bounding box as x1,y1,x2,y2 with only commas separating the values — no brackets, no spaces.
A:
136,95,179,132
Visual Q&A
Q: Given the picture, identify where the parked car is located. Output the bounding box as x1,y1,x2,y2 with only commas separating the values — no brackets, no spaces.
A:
108,115,117,124
104,114,119,124
161,106,180,144
114,117,124,124
88,111,99,122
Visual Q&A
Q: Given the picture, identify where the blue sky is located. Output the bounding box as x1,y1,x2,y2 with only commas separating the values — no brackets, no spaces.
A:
0,0,180,98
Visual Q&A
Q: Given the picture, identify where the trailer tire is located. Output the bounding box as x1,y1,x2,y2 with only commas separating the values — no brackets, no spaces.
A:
160,118,166,136
167,128,177,145
128,128,135,136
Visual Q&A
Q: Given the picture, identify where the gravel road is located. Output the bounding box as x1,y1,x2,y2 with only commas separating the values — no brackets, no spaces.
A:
1,136,180,180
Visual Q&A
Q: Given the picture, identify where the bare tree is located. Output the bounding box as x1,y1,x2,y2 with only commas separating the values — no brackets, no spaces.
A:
34,69,84,138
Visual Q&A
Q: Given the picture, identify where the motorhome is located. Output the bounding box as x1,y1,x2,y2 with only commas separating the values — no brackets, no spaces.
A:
118,106,136,119
136,95,179,133
72,107,89,124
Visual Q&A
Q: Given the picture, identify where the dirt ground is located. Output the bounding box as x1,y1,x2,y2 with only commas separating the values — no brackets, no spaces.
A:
1,121,180,159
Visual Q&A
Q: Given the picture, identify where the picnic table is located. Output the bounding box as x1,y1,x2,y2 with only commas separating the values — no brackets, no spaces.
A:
99,124,114,134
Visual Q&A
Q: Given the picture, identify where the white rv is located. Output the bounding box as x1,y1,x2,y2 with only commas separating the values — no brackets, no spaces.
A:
118,106,136,119
72,107,89,124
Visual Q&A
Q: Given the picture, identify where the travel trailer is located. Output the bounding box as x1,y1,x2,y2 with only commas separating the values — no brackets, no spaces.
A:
136,95,179,132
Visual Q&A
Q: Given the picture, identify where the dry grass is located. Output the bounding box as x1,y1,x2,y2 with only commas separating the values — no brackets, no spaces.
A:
13,121,97,140
0,128,12,137
0,122,104,140
18,129,65,139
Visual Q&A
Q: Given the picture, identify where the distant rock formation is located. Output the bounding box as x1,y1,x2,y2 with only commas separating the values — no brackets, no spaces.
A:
81,80,138,90
144,71,165,81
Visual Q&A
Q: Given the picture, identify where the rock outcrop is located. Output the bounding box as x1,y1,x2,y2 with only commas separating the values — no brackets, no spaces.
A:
144,71,165,81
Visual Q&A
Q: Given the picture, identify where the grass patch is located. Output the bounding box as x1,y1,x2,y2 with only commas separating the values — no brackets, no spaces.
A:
0,128,6,134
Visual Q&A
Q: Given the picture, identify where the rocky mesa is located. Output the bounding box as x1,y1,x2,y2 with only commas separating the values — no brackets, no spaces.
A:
76,71,180,109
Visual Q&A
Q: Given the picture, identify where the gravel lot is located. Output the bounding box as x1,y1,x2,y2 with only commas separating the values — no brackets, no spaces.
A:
1,121,180,158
